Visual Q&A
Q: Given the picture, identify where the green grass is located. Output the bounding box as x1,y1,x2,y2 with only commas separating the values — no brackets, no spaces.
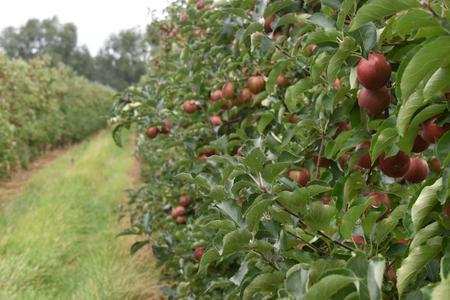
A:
0,129,163,300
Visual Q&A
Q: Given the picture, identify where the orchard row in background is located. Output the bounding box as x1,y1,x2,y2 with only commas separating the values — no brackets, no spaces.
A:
0,53,115,178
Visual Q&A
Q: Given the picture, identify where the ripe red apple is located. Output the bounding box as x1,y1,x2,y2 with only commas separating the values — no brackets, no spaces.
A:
386,268,396,285
294,244,305,250
379,150,411,178
288,114,297,124
264,14,275,33
181,14,188,20
180,195,191,207
334,78,340,89
397,239,409,244
404,158,429,183
321,195,331,205
197,1,204,9
198,154,207,163
312,156,332,167
222,82,235,99
183,100,198,114
273,31,284,42
165,120,172,130
238,88,251,103
275,73,289,87
352,235,365,250
177,216,186,224
176,206,186,216
358,86,391,116
195,247,205,260
237,147,244,157
444,205,450,217
171,209,178,219
340,154,350,169
146,127,159,139
419,115,450,143
355,141,379,169
430,158,444,174
411,134,430,153
445,91,450,101
211,116,222,125
364,191,391,220
307,45,317,56
289,168,310,187
247,76,265,94
210,89,223,102
357,54,391,89
332,122,352,140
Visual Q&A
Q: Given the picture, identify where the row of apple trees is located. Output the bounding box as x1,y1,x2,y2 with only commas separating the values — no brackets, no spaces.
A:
0,54,115,178
111,0,450,299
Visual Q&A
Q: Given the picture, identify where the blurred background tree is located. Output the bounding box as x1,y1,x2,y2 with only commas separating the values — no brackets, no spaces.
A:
0,16,149,90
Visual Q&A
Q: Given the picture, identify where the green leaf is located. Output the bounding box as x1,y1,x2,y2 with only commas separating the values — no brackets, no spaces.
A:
350,0,419,32
397,89,424,136
199,249,221,273
174,173,211,189
308,13,337,29
206,185,229,201
374,205,408,243
367,257,385,300
337,0,354,30
241,146,267,173
340,196,374,239
327,37,357,85
243,271,285,300
370,115,398,161
436,131,450,168
285,264,309,300
130,240,149,256
309,259,347,282
220,8,250,20
207,99,228,115
412,178,442,231
401,36,450,100
245,194,276,231
274,13,301,31
303,201,338,232
262,162,293,183
257,115,274,133
394,9,440,34
216,199,247,228
424,67,450,101
303,274,358,300
208,155,246,170
304,28,340,48
266,57,298,94
285,77,315,112
431,276,450,299
251,239,274,254
211,135,228,154
117,228,140,237
410,222,446,249
241,22,264,42
278,185,332,214
112,124,123,148
348,22,377,59
311,52,333,83
397,236,443,296
264,0,296,19
222,229,252,255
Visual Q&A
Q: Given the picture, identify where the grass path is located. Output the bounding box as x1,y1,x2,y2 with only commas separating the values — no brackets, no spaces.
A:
0,129,163,300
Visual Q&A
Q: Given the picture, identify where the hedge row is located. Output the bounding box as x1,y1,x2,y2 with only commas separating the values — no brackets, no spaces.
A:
0,53,115,177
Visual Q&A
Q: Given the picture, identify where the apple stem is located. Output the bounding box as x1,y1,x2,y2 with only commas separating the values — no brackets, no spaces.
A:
253,250,281,271
286,230,330,256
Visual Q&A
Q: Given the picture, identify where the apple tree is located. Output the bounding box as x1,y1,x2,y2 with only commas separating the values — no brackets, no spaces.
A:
111,0,450,299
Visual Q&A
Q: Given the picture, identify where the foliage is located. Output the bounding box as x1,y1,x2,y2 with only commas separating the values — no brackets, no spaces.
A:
111,0,450,299
0,53,115,178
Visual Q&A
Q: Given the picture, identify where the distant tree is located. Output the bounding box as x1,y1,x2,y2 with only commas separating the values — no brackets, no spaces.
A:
94,28,149,90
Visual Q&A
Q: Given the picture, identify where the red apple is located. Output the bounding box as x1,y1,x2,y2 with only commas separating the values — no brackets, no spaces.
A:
307,45,317,56
221,100,232,110
210,89,223,102
145,127,158,139
334,78,340,89
294,244,305,250
321,195,331,205
211,116,222,125
444,205,450,217
197,1,204,9
358,86,391,116
183,100,198,114
411,134,430,153
340,154,350,169
171,209,178,219
264,14,275,33
222,82,235,99
312,156,333,167
177,216,186,224
288,114,297,124
379,151,411,178
275,73,289,87
273,31,284,42
198,154,207,163
404,158,429,183
352,235,365,250
165,120,172,130
419,115,450,143
181,14,188,20
195,247,205,260
355,141,379,169
397,239,409,244
180,195,191,207
289,168,310,187
176,206,186,216
430,157,444,174
386,268,396,285
237,147,244,157
238,88,252,103
357,54,391,90
364,191,391,220
247,76,265,94
332,122,352,140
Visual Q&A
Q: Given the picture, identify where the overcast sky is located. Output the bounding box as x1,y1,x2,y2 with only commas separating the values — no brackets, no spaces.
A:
0,0,174,55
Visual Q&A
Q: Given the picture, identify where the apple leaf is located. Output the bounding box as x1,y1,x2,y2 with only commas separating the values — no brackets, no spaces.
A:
394,9,440,34
302,274,359,300
175,172,211,189
216,199,247,229
348,22,377,60
327,37,357,86
308,13,337,30
311,52,332,83
304,28,340,48
412,178,442,231
436,131,450,168
242,271,285,300
336,0,354,30
245,194,277,231
273,13,300,31
263,0,296,19
303,201,338,232
340,196,374,239
424,67,450,101
240,22,264,42
397,236,443,296
350,0,419,32
410,222,446,249
397,89,424,136
285,264,310,300
262,162,293,183
266,57,298,94
285,77,315,112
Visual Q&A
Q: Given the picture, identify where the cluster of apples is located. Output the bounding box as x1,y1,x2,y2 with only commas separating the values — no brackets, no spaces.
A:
145,120,172,139
171,195,192,224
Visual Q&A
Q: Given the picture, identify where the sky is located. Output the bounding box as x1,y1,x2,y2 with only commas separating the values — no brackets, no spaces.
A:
0,0,174,55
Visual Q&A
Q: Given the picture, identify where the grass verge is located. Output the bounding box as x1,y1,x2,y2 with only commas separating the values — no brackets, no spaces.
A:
0,129,165,300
